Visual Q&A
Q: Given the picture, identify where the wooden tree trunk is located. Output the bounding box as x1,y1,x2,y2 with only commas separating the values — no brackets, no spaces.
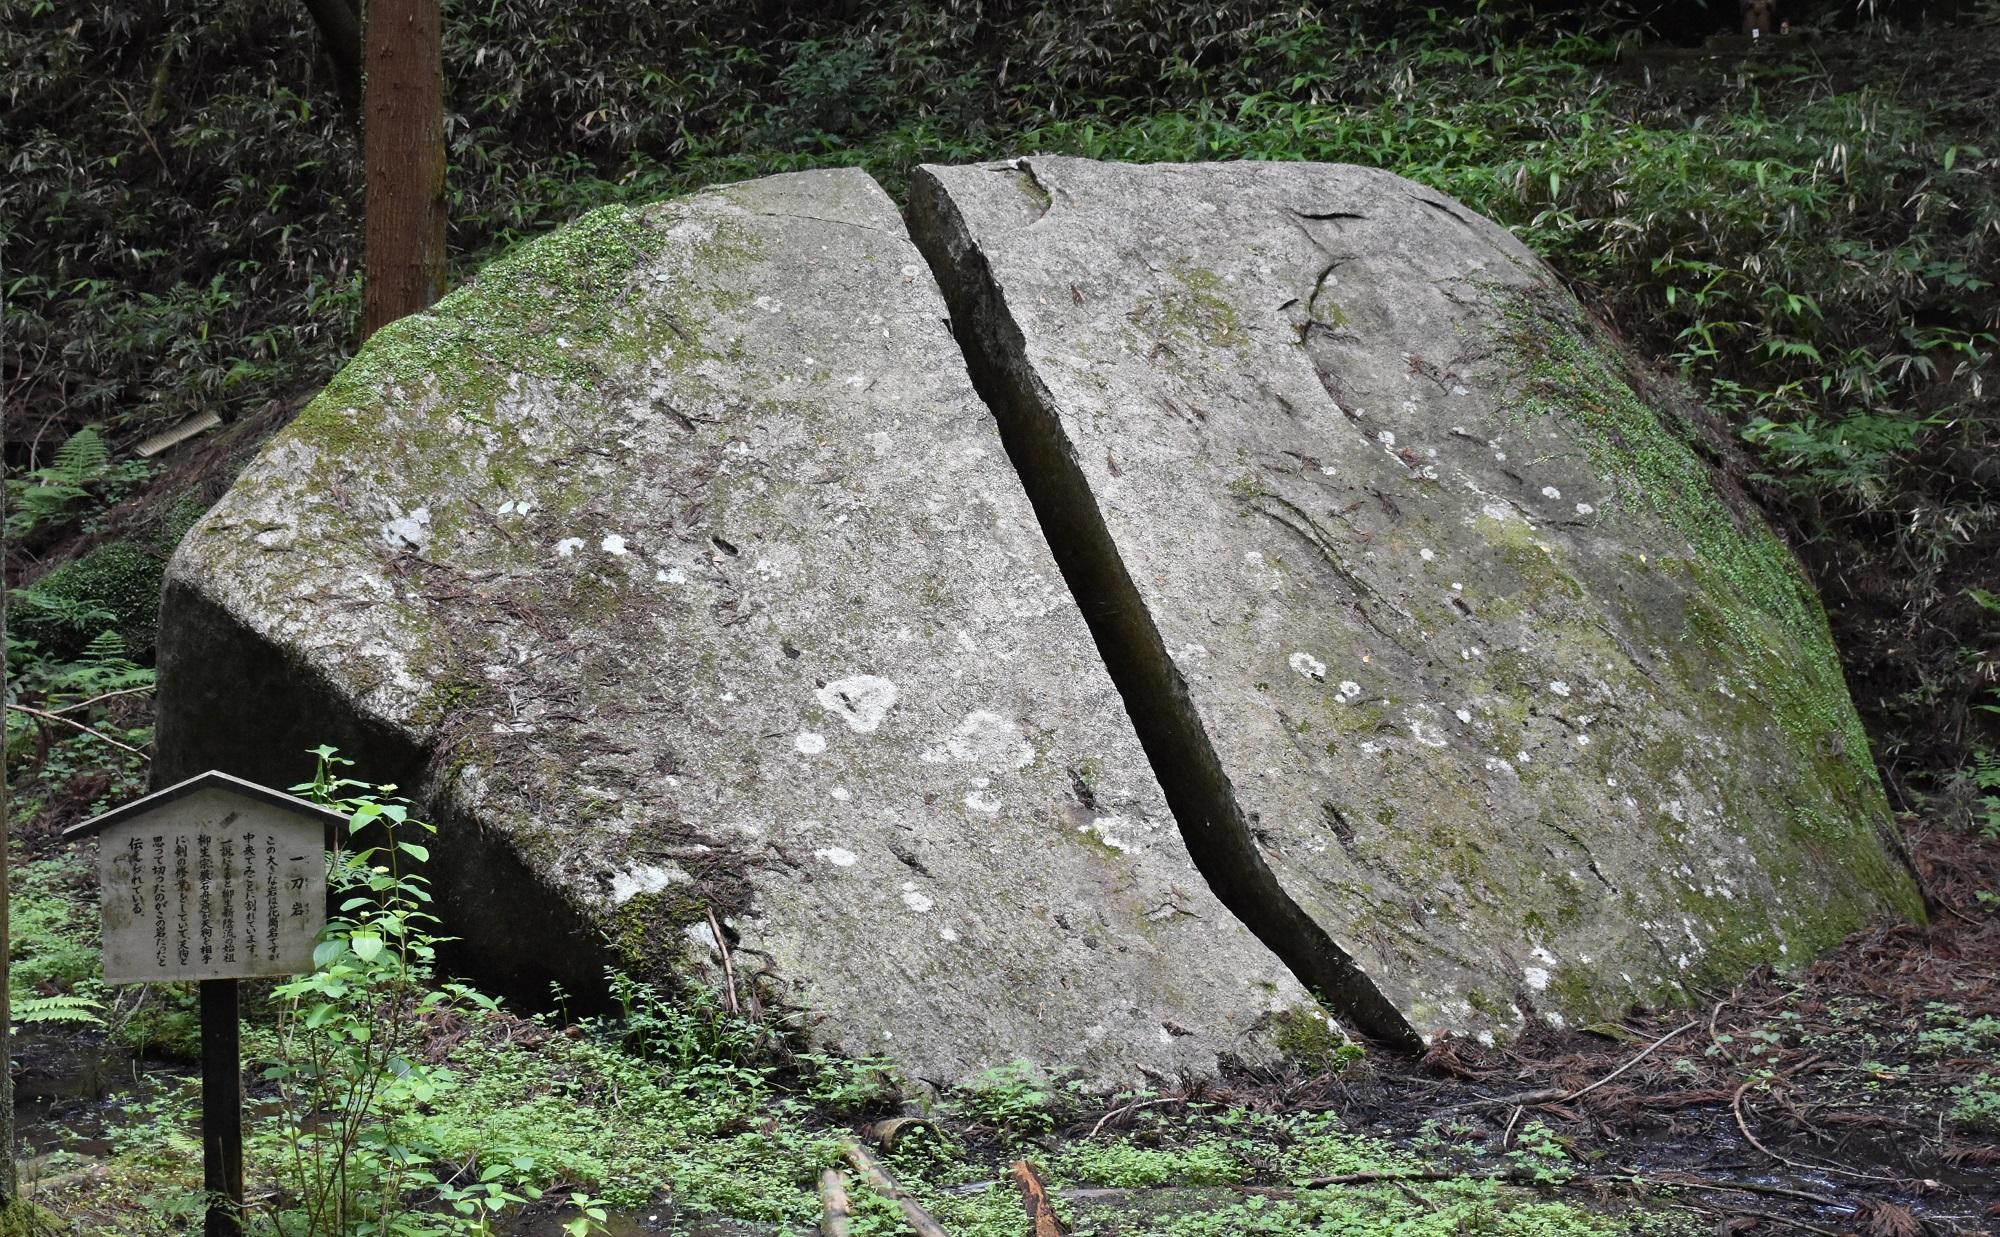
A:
362,0,446,341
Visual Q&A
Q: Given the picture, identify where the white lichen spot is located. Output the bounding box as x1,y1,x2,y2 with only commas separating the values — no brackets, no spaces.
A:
1243,550,1265,565
609,864,690,904
964,790,1002,814
1517,750,1533,764
1548,681,1572,697
1319,465,1337,476
1408,719,1448,748
1577,734,1591,746
814,846,858,868
794,732,827,755
382,507,431,550
1545,1012,1567,1028
1575,502,1595,516
1288,651,1327,682
816,675,899,733
1523,966,1551,992
1476,1031,1496,1047
1335,680,1363,703
1540,485,1562,500
900,884,934,914
830,786,851,801
1377,430,1397,446
601,533,629,555
1455,708,1473,724
1083,816,1133,851
684,921,721,955
1419,547,1435,562
922,710,1035,770
555,537,584,558
939,926,960,943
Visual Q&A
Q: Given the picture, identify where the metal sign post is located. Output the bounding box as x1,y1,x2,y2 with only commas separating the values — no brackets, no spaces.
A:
68,771,343,1237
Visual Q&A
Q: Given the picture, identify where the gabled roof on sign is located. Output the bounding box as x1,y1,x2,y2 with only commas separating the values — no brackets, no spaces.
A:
64,769,348,840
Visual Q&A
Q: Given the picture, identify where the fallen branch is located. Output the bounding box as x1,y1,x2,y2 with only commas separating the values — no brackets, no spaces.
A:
49,684,154,715
1442,1019,1699,1112
5,703,151,760
1008,1160,1068,1237
704,904,740,1016
1646,1172,1843,1208
1087,1096,1183,1138
1669,1200,1846,1237
1731,1076,1897,1184
842,1140,954,1237
1301,1166,1848,1209
818,1167,852,1237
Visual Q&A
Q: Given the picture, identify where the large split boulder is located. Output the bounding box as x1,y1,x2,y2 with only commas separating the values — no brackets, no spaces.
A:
159,158,1919,1071
154,168,1312,1086
907,157,1920,1044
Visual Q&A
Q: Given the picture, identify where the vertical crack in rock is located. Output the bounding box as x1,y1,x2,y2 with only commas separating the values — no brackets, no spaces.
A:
907,168,1422,1052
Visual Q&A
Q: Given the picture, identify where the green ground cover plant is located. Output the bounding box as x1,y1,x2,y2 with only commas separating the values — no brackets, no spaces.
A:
6,2,1995,798
6,753,1703,1236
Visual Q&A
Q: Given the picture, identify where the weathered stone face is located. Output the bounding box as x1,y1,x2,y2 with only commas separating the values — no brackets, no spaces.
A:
156,168,1311,1086
160,158,1919,1069
908,157,1920,1044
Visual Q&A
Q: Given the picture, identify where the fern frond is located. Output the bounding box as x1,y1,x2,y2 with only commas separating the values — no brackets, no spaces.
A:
12,993,105,1026
79,630,128,665
46,426,110,485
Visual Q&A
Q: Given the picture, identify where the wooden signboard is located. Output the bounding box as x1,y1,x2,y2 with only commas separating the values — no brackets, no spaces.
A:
69,770,346,1237
94,783,327,983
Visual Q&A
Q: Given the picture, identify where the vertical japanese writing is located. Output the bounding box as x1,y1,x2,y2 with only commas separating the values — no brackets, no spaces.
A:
173,834,190,967
243,831,258,963
219,837,237,965
197,832,215,964
265,834,279,961
151,835,168,969
125,836,144,917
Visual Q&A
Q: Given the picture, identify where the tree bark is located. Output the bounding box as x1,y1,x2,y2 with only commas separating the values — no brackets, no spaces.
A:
301,0,364,105
362,0,447,341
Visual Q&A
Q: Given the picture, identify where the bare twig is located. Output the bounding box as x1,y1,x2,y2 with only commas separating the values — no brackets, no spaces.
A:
50,684,155,715
1088,1096,1183,1138
5,703,151,759
1443,1019,1699,1112
1672,1200,1846,1237
1731,1076,1897,1184
704,904,739,1016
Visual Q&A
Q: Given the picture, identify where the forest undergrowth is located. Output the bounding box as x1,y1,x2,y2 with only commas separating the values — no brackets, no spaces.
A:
4,1,2000,1234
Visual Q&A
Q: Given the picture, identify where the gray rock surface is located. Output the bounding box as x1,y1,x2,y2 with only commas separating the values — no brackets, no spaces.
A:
155,168,1313,1085
909,157,1920,1044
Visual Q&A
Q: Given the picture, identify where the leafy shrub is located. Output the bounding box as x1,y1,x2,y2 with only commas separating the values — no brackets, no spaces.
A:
11,540,166,661
6,0,1997,785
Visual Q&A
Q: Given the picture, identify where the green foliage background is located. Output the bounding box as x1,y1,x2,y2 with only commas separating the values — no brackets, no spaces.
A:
4,0,1997,793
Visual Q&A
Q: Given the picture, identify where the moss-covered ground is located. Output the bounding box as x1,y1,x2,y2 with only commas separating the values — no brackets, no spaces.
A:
11,827,1998,1236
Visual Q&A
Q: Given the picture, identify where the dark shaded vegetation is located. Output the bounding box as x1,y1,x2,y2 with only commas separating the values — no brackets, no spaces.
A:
2,1,1999,1230
6,1,1997,812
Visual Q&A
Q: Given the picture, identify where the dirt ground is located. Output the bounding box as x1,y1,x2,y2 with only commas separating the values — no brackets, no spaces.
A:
1144,821,2000,1236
